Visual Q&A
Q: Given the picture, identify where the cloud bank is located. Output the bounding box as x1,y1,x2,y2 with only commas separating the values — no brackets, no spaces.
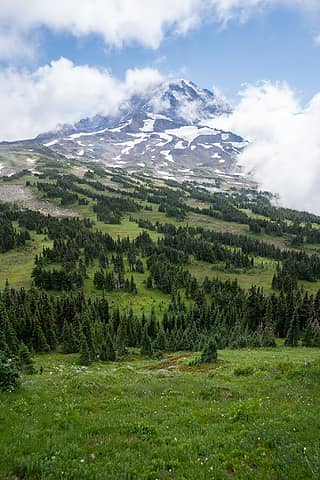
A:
0,58,163,141
0,0,319,60
209,82,320,214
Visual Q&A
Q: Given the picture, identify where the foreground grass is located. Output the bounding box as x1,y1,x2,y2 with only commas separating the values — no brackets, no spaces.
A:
0,348,319,479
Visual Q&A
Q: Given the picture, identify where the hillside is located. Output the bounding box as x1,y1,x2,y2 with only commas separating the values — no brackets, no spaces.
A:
1,162,320,479
1,163,320,331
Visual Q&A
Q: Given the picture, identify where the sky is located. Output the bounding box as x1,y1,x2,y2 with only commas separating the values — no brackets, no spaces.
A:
1,0,320,211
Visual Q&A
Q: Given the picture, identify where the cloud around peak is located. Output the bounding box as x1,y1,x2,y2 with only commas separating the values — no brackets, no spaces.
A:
0,58,164,141
209,81,320,213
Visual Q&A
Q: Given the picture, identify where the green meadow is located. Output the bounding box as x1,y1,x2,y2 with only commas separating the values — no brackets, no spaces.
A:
0,347,319,480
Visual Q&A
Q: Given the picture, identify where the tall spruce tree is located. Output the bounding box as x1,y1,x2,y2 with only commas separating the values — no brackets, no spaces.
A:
100,333,116,362
79,332,91,366
140,324,153,357
261,298,276,347
285,307,300,347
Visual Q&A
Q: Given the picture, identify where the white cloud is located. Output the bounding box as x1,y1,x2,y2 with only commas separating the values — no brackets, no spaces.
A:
0,58,163,141
0,0,203,53
315,34,320,45
0,0,319,60
208,0,320,23
0,29,35,62
124,68,164,94
208,82,320,213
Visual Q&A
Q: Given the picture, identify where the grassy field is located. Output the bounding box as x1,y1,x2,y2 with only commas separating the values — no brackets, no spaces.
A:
0,233,52,289
83,259,170,317
0,347,319,479
189,258,277,293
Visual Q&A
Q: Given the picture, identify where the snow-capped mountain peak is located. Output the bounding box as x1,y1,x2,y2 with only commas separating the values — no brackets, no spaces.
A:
21,78,246,179
125,77,231,125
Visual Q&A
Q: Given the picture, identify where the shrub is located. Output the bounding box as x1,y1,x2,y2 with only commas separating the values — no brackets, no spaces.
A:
189,338,218,365
233,366,254,377
200,338,218,364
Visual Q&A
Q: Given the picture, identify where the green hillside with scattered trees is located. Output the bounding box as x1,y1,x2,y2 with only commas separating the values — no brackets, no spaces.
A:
0,164,320,479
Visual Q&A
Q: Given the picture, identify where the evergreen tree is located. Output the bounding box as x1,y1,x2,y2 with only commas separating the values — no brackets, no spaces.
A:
229,320,247,349
0,351,20,392
285,307,300,347
200,337,218,364
302,318,314,347
79,332,91,365
116,315,129,355
261,298,276,347
0,329,9,356
100,333,116,361
62,321,79,353
152,324,167,351
140,324,153,357
18,343,35,374
32,317,50,352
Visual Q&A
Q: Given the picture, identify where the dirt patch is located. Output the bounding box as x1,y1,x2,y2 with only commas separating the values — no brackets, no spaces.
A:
71,166,89,178
144,353,193,371
0,184,78,218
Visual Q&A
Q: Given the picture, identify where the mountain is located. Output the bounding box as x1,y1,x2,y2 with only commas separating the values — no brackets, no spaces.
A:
1,79,248,181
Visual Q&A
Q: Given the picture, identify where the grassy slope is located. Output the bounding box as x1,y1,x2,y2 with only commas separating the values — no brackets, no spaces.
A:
0,348,319,480
1,176,320,295
0,233,52,289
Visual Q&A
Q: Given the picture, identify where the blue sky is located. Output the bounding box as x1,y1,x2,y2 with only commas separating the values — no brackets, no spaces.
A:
19,4,320,103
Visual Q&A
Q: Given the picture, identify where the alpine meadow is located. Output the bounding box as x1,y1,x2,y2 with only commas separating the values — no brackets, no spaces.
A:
1,1,320,479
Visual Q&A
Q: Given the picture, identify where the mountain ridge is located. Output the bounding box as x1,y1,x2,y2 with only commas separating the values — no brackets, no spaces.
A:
1,78,247,182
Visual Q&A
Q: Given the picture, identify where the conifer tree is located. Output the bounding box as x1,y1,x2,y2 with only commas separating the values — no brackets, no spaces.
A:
117,314,129,355
100,333,116,361
140,324,153,357
79,332,91,365
229,320,247,349
0,351,20,392
148,307,157,339
302,318,314,347
261,298,276,347
32,317,50,352
200,337,218,364
127,307,138,347
81,310,94,357
62,321,79,353
285,307,300,347
0,329,9,356
45,312,58,351
152,324,167,351
19,343,35,374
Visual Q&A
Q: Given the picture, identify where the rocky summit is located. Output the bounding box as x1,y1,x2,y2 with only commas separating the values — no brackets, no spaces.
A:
23,78,248,180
